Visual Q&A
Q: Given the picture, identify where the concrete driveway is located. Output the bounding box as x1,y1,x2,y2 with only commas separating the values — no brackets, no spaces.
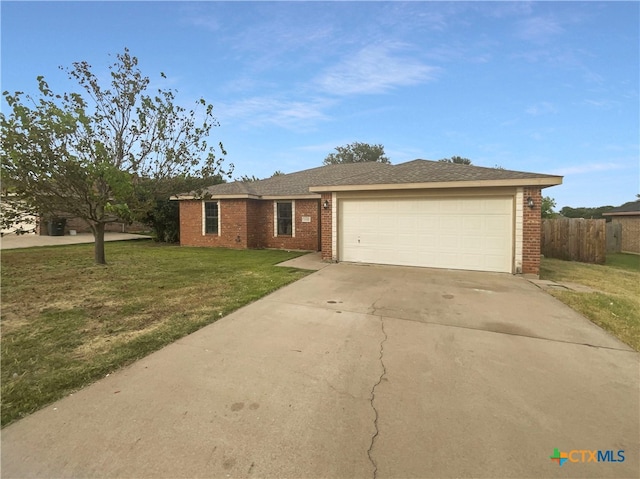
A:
2,263,638,478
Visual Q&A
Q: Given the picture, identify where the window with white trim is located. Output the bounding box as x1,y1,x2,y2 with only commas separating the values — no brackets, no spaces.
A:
204,201,219,235
276,202,293,236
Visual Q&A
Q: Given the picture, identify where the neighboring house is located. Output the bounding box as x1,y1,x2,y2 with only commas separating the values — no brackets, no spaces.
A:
603,200,640,254
1,193,147,236
0,196,36,235
35,215,146,235
174,159,562,275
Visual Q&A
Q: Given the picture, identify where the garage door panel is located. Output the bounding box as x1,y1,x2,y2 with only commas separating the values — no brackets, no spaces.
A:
485,216,509,230
439,201,462,214
460,236,484,251
396,216,417,230
437,235,460,251
462,216,483,230
417,217,439,229
439,218,460,231
340,197,513,273
421,235,439,249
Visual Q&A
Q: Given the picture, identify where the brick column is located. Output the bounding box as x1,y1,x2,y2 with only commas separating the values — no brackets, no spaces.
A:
320,192,333,261
522,187,542,275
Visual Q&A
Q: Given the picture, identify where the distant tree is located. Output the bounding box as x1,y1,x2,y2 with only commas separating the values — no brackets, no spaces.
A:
323,142,390,165
237,174,260,182
1,49,230,264
559,205,614,219
272,170,285,176
541,196,557,218
439,156,472,165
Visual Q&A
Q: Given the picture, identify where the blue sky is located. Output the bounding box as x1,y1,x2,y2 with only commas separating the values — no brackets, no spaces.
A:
2,1,638,208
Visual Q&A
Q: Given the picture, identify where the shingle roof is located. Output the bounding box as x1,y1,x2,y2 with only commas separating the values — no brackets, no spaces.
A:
198,162,392,197
603,200,640,215
313,159,555,187
182,159,560,198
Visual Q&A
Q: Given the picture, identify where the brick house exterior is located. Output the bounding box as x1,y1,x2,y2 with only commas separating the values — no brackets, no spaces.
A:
603,201,640,254
176,160,561,276
179,198,320,251
522,186,543,275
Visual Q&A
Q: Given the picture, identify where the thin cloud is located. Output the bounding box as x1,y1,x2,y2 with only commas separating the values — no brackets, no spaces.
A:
315,43,440,96
423,40,495,65
583,99,620,109
183,4,338,73
384,146,426,163
229,22,336,67
295,142,348,153
582,69,605,85
187,16,221,32
484,2,534,18
526,101,557,115
516,16,564,44
551,162,626,176
378,3,452,32
217,96,334,130
424,44,467,63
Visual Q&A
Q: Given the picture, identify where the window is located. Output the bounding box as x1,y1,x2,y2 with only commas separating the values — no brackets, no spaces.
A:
204,201,219,234
277,202,293,236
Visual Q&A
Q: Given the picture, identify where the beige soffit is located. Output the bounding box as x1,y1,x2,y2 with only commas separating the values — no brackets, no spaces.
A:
170,194,261,200
171,194,319,201
261,194,320,200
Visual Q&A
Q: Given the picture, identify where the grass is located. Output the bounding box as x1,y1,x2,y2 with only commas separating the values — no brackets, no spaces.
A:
540,253,640,351
0,241,311,426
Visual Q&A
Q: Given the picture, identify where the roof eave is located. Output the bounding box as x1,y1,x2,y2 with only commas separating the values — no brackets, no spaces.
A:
261,194,320,200
171,194,261,200
603,211,640,217
171,193,319,201
309,177,563,192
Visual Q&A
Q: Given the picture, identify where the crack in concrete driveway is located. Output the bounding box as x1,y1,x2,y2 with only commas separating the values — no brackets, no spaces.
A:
367,314,388,479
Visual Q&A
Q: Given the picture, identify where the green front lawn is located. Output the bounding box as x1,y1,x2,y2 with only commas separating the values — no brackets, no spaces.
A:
540,253,640,351
1,241,310,426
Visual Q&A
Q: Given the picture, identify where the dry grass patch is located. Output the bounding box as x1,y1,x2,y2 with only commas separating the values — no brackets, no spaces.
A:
1,241,310,426
540,253,640,351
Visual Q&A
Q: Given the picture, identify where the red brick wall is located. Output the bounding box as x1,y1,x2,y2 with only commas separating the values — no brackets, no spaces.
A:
320,193,332,260
179,198,320,251
522,187,543,275
261,199,320,251
247,199,269,248
179,199,248,248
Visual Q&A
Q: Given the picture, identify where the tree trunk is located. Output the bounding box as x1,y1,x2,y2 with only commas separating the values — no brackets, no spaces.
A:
93,222,107,265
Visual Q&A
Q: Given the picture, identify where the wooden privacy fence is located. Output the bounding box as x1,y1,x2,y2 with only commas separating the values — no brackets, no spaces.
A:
541,218,606,264
606,222,622,253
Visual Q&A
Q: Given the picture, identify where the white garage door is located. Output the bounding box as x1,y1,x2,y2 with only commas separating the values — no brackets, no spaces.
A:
339,197,513,273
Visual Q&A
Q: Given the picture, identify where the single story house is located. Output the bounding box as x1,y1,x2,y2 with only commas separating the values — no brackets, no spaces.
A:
174,159,562,276
603,200,640,254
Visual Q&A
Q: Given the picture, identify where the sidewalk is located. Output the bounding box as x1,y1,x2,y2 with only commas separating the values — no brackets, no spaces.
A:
276,251,330,270
0,232,152,250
